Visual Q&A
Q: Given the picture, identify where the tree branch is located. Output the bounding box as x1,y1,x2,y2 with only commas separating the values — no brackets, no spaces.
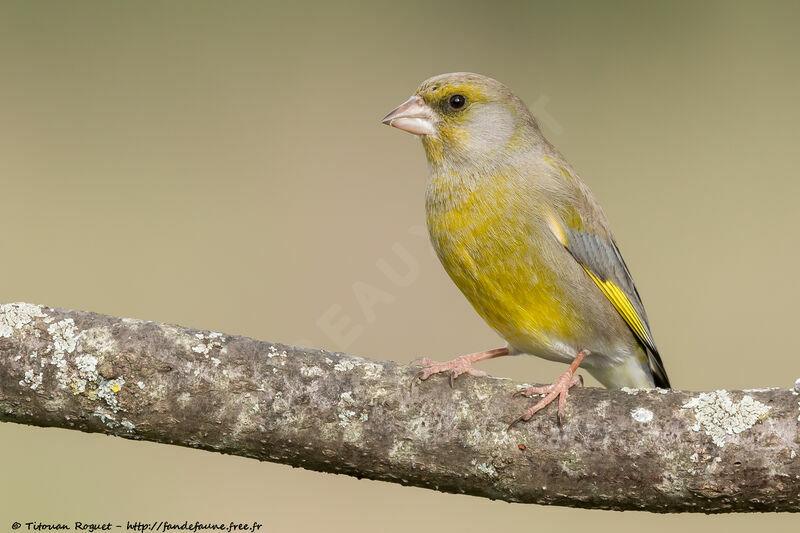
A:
1,303,799,513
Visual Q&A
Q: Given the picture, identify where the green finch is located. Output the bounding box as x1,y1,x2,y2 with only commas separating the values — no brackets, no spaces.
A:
381,72,670,426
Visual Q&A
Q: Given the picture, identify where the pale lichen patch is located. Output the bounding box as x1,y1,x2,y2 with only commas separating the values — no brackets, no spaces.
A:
337,391,358,427
167,326,227,359
192,332,226,357
334,359,356,372
48,318,78,356
454,398,472,422
338,410,356,426
46,318,79,387
75,354,99,382
0,302,47,337
270,391,290,414
471,459,497,477
682,390,771,447
177,391,192,406
595,400,610,418
86,377,125,411
120,316,147,327
67,348,124,411
333,390,371,442
657,472,686,495
560,451,587,477
359,361,384,380
388,439,416,463
267,345,288,358
70,379,87,395
300,366,324,378
340,391,354,404
472,380,497,403
631,407,654,423
92,406,117,427
20,369,43,390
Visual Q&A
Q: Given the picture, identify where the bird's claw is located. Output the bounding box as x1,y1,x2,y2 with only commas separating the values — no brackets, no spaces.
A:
507,414,528,431
415,355,488,386
508,371,583,430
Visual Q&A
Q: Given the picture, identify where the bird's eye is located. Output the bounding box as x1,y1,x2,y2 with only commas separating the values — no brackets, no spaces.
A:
448,94,466,110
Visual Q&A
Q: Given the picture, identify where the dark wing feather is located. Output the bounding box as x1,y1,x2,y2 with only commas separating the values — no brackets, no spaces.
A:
553,217,671,388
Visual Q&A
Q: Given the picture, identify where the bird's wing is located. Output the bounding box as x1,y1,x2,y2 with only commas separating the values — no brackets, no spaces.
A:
544,181,670,388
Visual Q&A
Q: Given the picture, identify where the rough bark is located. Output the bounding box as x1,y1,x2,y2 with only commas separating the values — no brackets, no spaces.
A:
1,302,799,513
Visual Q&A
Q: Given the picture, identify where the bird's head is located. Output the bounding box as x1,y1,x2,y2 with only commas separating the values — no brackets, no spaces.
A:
382,72,541,169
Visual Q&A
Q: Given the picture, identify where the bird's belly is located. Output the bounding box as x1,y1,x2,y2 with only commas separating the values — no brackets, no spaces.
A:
427,208,581,361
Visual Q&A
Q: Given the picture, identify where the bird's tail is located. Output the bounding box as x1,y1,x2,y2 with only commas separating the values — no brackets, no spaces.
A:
646,347,671,388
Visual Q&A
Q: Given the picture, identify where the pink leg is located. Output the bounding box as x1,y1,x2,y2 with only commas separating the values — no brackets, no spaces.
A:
508,349,589,429
415,347,510,387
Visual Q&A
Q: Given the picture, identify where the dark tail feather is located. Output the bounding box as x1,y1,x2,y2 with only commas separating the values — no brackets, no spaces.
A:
648,348,671,388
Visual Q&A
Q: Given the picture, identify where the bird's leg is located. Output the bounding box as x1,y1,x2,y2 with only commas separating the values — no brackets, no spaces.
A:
509,349,589,429
415,347,510,387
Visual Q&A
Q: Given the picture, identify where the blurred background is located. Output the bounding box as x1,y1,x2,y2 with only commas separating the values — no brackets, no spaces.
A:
1,0,798,530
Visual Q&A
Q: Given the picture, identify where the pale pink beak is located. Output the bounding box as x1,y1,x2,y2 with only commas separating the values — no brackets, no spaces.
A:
381,95,436,136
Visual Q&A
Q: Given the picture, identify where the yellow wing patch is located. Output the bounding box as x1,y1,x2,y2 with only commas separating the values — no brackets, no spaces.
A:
581,266,655,350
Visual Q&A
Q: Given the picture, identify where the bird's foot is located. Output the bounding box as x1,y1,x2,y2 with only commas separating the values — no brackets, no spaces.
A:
508,349,588,429
414,347,509,387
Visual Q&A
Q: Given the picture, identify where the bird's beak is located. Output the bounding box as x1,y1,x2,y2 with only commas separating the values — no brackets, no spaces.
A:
381,95,436,136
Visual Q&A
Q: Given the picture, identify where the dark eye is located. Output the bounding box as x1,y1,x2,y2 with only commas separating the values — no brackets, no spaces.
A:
448,94,466,109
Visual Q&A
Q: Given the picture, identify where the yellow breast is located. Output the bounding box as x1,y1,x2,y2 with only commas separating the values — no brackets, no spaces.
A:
425,171,576,349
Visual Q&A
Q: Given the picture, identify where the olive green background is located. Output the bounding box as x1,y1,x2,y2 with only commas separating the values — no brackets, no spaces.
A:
2,0,798,530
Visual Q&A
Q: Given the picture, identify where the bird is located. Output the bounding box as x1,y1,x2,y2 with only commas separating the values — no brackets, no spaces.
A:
381,72,670,427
